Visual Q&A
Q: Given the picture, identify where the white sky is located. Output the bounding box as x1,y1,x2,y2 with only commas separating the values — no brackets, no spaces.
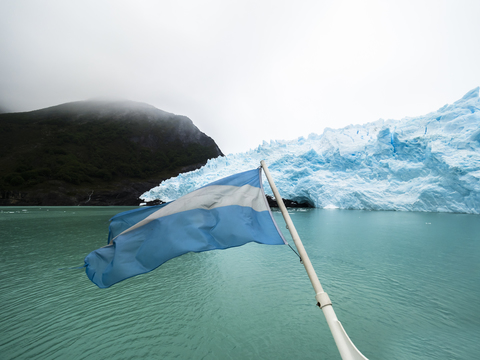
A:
1,0,479,154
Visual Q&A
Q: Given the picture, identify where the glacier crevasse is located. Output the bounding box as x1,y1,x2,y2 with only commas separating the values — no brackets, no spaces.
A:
142,88,480,214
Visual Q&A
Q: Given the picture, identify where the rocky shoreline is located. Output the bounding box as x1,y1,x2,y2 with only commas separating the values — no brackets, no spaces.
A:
0,179,164,206
1,185,312,208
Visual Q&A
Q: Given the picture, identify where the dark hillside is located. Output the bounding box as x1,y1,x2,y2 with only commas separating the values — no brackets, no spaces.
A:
0,100,223,205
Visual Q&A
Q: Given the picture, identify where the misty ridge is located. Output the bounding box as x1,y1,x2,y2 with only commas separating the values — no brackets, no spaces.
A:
0,99,223,206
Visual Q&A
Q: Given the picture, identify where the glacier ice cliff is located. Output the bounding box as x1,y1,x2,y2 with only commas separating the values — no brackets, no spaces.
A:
142,88,480,214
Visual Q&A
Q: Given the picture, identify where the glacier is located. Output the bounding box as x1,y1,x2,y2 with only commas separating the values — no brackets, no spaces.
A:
141,88,480,214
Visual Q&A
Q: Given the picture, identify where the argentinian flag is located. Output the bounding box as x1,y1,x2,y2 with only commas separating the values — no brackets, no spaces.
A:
85,168,286,288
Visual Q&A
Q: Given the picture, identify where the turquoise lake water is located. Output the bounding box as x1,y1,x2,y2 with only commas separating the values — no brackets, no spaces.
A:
0,207,479,359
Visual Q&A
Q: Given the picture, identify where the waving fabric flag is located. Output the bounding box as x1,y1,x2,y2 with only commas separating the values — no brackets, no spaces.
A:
85,168,286,288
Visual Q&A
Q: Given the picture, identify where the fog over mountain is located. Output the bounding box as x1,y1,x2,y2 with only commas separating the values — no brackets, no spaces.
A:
142,88,480,214
2,1,480,155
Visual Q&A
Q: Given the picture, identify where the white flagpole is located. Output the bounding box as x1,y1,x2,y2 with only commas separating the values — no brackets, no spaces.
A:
260,160,368,360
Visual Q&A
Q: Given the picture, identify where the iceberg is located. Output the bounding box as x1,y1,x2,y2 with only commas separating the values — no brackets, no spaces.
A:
141,88,480,214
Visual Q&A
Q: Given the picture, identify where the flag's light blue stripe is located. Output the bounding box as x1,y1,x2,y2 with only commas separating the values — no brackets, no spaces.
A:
200,168,262,188
107,202,170,243
85,205,284,288
114,184,268,241
107,168,263,243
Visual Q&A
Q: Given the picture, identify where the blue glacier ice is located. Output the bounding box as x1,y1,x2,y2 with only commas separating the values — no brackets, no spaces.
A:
142,88,480,214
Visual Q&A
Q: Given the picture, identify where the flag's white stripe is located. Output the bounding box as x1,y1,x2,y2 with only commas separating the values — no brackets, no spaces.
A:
111,184,267,242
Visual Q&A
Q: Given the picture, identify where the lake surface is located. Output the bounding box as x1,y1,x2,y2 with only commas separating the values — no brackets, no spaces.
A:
0,207,479,359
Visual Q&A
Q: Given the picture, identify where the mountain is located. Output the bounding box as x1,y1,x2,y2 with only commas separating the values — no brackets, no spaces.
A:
0,100,223,205
142,88,480,214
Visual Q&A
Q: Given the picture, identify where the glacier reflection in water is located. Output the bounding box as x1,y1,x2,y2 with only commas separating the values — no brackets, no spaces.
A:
0,207,479,359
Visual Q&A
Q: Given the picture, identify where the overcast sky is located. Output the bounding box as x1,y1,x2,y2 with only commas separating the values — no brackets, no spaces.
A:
1,0,479,154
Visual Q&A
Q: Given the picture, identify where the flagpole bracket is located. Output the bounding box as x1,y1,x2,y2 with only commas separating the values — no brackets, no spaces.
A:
316,292,332,309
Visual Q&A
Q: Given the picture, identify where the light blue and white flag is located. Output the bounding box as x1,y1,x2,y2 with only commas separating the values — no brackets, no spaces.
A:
85,168,286,288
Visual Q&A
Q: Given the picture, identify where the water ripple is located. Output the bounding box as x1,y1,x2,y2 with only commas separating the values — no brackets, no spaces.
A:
1,207,479,359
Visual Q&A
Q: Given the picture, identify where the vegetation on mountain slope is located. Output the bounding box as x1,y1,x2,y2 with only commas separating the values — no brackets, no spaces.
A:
0,100,223,205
